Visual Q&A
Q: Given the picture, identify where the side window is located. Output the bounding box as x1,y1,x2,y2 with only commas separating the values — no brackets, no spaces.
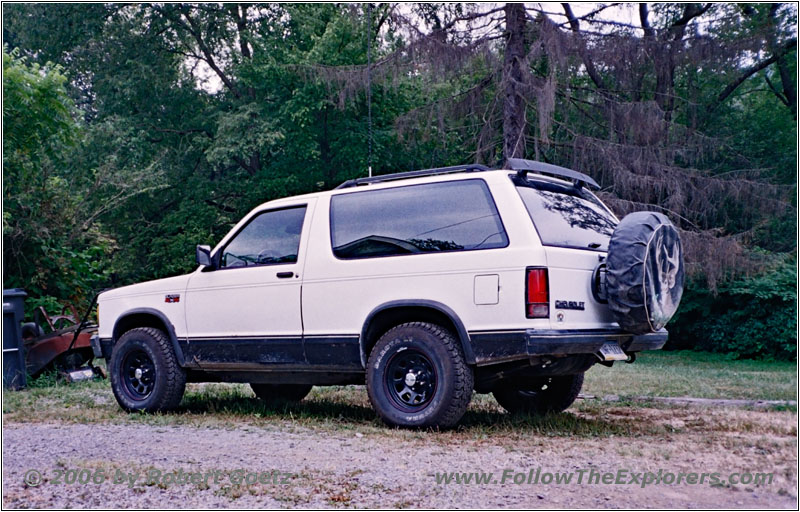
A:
220,206,307,268
515,179,617,251
330,179,508,259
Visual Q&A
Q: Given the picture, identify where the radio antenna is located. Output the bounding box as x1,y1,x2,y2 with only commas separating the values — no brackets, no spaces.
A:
367,3,373,178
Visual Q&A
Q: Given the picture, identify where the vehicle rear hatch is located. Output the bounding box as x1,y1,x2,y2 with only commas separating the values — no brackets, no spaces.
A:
514,175,618,330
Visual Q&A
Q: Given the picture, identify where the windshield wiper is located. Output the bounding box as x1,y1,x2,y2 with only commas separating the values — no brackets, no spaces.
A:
587,242,601,249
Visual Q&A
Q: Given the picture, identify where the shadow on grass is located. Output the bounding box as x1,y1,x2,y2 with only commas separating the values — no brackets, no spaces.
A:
165,386,657,438
8,379,667,437
177,391,378,425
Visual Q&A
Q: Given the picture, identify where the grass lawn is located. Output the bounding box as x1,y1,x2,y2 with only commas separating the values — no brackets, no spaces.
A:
582,350,797,401
2,351,796,434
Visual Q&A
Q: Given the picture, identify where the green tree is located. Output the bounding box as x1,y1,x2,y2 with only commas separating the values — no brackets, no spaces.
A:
2,4,795,358
3,48,112,307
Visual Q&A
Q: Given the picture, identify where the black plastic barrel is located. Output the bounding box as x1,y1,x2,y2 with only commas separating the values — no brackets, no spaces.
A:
3,288,27,389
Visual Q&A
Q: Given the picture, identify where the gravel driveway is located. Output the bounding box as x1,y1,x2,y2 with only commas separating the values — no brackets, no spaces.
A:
3,408,797,509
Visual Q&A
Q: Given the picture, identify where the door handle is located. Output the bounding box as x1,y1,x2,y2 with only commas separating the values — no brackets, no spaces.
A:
276,271,294,279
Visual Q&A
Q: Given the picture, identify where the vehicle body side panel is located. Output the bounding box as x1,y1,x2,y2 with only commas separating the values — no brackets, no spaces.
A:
300,175,550,343
97,274,191,339
544,247,617,330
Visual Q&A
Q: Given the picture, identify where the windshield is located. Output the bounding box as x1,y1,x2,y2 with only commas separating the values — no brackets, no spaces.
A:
514,178,617,251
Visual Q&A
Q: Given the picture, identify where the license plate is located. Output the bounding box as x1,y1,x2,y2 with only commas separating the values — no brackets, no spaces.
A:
598,342,627,361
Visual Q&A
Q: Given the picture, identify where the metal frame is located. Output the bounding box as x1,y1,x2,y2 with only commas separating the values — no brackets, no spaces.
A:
335,160,599,190
335,164,490,189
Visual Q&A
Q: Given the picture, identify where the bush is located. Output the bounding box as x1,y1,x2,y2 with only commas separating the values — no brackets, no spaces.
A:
3,48,113,313
667,258,797,360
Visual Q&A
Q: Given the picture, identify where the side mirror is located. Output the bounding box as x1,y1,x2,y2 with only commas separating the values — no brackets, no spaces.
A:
196,245,214,268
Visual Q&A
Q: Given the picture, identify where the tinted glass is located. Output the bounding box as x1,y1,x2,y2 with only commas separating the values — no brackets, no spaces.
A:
331,180,508,259
221,206,306,268
516,180,616,251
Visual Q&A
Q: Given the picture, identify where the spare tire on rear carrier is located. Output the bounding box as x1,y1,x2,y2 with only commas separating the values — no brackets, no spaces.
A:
605,212,685,335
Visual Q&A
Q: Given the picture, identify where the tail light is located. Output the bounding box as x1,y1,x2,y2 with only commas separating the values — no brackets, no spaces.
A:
526,267,549,318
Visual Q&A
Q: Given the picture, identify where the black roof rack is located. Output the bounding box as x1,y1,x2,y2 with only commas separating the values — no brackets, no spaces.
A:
335,164,490,189
506,158,600,190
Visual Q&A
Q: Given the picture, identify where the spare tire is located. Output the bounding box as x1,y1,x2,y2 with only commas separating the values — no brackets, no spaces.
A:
606,212,684,334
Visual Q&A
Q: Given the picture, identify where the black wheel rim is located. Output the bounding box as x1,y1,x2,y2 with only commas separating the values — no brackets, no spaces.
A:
385,349,437,412
121,349,156,400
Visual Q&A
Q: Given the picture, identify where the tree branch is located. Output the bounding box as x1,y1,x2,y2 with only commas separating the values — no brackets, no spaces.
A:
562,2,623,26
153,5,242,98
768,3,797,119
561,3,608,93
708,38,797,114
440,6,505,32
180,9,242,98
374,3,395,37
204,199,237,213
765,74,790,106
233,156,256,176
669,3,712,39
227,3,252,59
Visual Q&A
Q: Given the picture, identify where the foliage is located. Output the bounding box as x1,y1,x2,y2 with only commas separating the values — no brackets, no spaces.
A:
2,48,113,315
668,258,797,360
1,4,796,359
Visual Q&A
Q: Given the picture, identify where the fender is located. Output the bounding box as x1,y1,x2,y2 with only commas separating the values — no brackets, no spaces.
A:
112,307,186,367
360,300,476,367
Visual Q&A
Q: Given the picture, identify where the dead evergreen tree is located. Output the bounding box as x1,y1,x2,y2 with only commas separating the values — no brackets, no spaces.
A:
321,2,795,288
134,2,793,288
553,3,795,287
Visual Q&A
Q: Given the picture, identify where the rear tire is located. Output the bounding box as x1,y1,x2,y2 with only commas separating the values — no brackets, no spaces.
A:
493,373,583,415
366,322,473,429
110,327,186,412
250,383,312,406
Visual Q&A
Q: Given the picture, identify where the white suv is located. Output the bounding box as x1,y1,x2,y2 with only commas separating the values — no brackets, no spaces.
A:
93,159,684,428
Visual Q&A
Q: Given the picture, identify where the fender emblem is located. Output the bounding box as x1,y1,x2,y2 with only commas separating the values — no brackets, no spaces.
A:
555,300,584,311
165,294,180,303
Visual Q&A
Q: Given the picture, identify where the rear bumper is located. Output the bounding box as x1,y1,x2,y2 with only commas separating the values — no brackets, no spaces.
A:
468,328,668,366
526,329,668,355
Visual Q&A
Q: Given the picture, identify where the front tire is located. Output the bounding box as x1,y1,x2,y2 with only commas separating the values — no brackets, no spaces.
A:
110,327,186,412
493,373,584,415
366,322,473,429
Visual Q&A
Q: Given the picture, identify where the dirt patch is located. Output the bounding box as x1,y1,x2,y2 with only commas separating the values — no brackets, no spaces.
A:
583,394,798,409
2,405,797,508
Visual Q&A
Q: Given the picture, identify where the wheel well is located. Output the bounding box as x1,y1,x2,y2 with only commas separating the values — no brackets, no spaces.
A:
112,311,185,366
361,306,473,364
113,313,169,342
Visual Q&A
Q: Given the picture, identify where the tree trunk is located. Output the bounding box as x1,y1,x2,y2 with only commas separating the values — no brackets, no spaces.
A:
319,106,333,187
502,3,527,162
648,3,706,124
769,3,797,119
776,54,797,119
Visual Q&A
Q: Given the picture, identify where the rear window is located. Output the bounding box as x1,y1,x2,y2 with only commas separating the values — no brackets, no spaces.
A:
515,178,617,251
330,179,508,259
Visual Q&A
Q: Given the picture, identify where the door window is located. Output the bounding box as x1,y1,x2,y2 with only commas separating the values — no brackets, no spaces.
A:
220,206,307,268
